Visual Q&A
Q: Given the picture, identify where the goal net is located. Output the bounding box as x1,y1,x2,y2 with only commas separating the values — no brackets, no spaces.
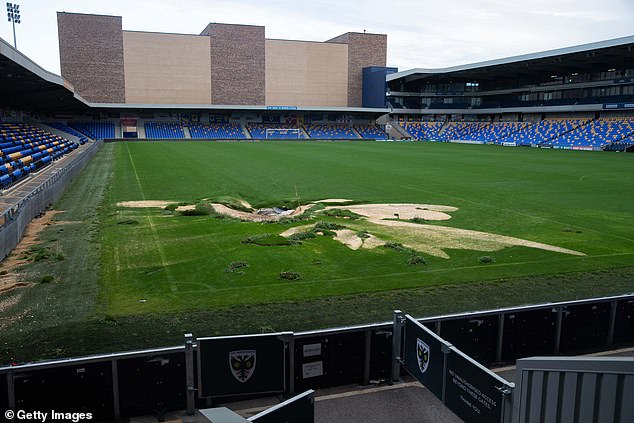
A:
265,128,302,139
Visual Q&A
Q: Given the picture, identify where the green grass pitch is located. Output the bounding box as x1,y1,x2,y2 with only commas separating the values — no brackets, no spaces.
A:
103,141,634,315
2,140,633,362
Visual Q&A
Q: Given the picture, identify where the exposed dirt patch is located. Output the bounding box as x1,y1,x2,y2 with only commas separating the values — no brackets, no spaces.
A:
333,230,363,250
117,200,195,212
0,210,65,293
280,225,314,237
176,205,196,211
117,200,173,209
211,204,313,222
332,229,386,250
324,203,456,221
365,219,585,258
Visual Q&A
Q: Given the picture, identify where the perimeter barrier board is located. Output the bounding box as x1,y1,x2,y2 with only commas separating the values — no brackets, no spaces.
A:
13,361,114,422
0,372,7,411
369,327,393,380
403,316,449,399
117,350,187,417
294,331,365,391
249,389,315,423
501,308,557,361
445,347,512,423
614,298,634,344
402,315,514,423
198,333,287,398
439,314,499,364
560,302,611,353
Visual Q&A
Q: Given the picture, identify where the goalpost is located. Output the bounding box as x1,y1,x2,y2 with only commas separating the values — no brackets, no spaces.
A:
265,128,301,139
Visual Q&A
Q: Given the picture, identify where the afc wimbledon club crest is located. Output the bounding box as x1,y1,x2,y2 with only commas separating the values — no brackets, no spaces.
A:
416,338,430,374
229,350,256,383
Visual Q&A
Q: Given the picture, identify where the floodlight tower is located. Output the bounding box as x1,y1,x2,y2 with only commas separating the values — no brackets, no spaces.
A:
6,2,20,49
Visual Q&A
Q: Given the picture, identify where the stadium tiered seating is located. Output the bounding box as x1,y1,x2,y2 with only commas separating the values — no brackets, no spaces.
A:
247,123,305,139
461,122,530,143
68,121,115,140
354,124,387,140
144,122,185,139
497,119,589,146
0,123,77,188
189,123,246,139
403,122,444,140
550,118,634,148
439,122,485,140
304,124,359,139
46,122,89,144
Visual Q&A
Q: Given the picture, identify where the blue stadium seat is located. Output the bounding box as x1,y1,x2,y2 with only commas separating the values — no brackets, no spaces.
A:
189,123,246,139
144,122,185,139
305,124,359,139
0,123,77,188
354,124,388,140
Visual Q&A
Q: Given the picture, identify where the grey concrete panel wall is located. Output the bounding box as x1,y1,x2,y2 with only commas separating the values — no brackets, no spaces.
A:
57,12,125,103
202,23,265,105
328,33,387,107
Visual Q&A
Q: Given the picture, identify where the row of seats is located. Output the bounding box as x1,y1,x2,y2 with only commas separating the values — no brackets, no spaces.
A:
0,123,77,188
46,122,89,144
401,119,634,148
354,124,388,140
403,122,444,140
497,119,589,146
546,119,634,148
145,122,185,139
68,121,115,140
190,123,246,139
304,124,360,139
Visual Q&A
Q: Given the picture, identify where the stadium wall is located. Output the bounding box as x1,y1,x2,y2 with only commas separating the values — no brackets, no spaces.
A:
122,31,212,104
57,13,388,108
265,39,348,107
200,23,266,105
327,32,388,107
57,12,126,103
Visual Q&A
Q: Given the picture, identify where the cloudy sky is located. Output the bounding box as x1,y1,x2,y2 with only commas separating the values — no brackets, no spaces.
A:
2,0,633,75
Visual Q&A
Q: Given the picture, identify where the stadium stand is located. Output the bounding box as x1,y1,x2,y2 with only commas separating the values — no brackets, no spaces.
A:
550,118,634,148
460,122,530,143
189,123,246,139
305,124,359,139
247,123,305,139
354,124,388,140
496,119,589,146
144,122,185,139
0,123,77,188
68,121,115,140
439,122,483,141
46,122,90,144
403,122,444,140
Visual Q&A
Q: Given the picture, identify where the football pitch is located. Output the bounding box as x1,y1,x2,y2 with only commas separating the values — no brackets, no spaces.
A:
3,140,634,362
104,141,634,314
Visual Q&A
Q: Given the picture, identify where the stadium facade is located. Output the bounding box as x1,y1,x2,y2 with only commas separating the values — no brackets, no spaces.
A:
56,12,388,108
386,36,634,116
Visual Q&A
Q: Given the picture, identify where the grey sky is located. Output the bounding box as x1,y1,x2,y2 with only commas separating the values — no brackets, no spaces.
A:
2,0,633,75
